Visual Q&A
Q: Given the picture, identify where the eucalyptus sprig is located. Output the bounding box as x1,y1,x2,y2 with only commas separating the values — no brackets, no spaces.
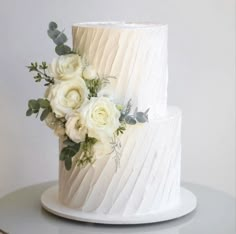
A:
60,138,81,170
26,98,52,121
47,21,74,56
27,62,54,86
119,99,150,125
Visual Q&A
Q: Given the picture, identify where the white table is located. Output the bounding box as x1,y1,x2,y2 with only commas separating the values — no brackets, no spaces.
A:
0,182,235,234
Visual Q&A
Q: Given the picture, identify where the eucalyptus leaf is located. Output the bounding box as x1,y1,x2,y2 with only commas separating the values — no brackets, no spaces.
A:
47,29,60,40
49,22,57,30
136,112,148,123
55,44,71,55
59,146,79,161
38,99,50,108
40,108,50,121
125,115,136,125
28,100,40,110
53,32,67,45
65,156,72,170
63,139,76,147
26,109,32,116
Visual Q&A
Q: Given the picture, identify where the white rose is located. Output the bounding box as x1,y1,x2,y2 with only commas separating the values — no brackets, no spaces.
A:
80,97,120,141
48,78,89,118
82,65,97,80
49,54,83,81
65,112,87,143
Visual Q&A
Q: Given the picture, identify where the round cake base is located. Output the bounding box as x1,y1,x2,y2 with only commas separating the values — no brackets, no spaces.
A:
41,185,197,225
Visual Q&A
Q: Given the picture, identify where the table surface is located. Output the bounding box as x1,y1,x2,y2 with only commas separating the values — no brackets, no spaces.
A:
0,182,235,234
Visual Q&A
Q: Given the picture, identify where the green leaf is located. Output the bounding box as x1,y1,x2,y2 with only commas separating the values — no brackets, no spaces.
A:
55,44,71,55
136,112,148,123
49,22,58,30
26,109,32,116
53,32,67,45
38,98,50,108
59,146,79,161
63,139,76,147
59,149,66,160
40,108,51,121
28,99,40,110
125,115,136,125
65,156,72,170
47,29,60,40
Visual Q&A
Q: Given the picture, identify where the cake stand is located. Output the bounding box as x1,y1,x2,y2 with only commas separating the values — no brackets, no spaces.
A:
41,185,197,224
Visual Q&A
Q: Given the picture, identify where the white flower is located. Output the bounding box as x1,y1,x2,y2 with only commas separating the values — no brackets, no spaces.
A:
49,54,83,81
48,78,89,118
82,65,97,80
65,112,87,143
80,97,120,141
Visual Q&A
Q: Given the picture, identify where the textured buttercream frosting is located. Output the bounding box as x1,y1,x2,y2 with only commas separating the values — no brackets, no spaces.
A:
72,22,168,119
59,107,181,215
58,22,181,216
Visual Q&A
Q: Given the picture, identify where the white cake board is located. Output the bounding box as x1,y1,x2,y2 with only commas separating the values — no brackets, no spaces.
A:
41,185,197,225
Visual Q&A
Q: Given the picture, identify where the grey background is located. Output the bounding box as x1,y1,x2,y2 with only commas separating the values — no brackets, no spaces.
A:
0,0,235,198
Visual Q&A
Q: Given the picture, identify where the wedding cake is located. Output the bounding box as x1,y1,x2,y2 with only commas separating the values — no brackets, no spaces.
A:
58,22,182,216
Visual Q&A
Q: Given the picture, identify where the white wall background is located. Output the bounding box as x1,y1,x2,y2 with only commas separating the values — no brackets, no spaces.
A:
0,0,235,198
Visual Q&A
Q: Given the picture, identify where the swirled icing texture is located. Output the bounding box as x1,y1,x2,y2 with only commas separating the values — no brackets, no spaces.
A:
72,22,168,119
59,107,181,215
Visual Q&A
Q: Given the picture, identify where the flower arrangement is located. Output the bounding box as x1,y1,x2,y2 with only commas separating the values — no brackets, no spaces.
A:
26,22,149,171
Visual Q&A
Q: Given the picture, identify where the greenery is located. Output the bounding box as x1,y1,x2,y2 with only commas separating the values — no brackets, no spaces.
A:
85,78,102,98
60,138,81,170
119,99,149,125
47,21,74,56
76,135,97,167
85,75,116,99
116,124,126,136
26,98,52,121
109,136,122,171
27,62,54,86
60,135,97,170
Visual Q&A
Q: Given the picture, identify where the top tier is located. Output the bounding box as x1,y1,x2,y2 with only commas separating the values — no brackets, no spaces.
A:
72,22,168,118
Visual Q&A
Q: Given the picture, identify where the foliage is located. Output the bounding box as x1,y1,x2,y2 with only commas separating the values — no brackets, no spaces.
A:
47,21,74,56
60,138,81,170
60,135,97,170
76,135,97,167
27,62,54,86
119,99,149,125
85,75,116,99
116,125,126,135
26,98,51,121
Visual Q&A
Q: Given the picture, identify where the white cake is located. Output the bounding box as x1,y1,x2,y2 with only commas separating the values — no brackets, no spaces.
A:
58,22,181,216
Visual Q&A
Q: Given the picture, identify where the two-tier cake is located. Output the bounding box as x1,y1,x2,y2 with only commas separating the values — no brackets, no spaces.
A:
39,22,197,224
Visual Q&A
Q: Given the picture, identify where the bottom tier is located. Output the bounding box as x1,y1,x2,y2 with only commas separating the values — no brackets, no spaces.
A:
59,106,182,216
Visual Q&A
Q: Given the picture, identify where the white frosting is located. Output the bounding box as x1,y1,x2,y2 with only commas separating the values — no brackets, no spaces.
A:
58,23,181,216
72,22,168,119
59,107,181,215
